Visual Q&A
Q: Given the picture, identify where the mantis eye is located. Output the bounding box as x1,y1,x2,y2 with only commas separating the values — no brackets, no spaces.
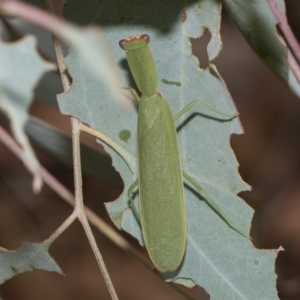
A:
141,34,150,44
119,39,127,50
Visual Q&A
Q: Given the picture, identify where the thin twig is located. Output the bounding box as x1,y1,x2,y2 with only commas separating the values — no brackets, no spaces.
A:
267,0,300,83
71,118,119,300
0,126,118,299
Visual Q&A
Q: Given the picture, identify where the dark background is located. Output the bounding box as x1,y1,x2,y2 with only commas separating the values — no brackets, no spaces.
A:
0,0,300,299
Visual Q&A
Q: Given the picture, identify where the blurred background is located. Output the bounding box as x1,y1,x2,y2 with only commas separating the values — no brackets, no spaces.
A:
0,0,300,299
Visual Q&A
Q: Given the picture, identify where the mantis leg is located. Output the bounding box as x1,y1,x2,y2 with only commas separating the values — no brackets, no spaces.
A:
174,101,238,121
182,171,249,239
121,87,140,103
127,179,141,224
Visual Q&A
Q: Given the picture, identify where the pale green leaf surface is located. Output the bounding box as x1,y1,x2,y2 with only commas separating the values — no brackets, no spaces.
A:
61,25,126,105
223,0,300,98
0,241,62,284
0,18,63,106
0,36,54,190
59,0,277,298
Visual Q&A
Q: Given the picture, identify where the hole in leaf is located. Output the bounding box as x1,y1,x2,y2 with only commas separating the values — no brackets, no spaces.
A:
191,29,211,70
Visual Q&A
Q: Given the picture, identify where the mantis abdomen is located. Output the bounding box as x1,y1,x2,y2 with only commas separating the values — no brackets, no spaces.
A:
138,93,186,272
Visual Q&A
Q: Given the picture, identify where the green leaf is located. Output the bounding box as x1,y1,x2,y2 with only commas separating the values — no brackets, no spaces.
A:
223,0,300,97
0,241,62,284
59,0,278,299
0,36,55,191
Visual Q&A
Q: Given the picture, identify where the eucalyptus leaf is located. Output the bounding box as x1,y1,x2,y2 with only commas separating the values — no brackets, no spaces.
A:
59,0,278,298
0,241,62,284
223,0,300,97
0,17,64,106
0,35,55,191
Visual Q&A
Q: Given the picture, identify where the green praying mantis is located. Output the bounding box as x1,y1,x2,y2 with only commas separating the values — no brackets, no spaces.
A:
117,34,248,273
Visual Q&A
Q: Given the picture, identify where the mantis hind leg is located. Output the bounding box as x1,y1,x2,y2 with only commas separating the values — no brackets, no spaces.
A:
182,171,249,239
173,101,238,121
127,179,141,224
